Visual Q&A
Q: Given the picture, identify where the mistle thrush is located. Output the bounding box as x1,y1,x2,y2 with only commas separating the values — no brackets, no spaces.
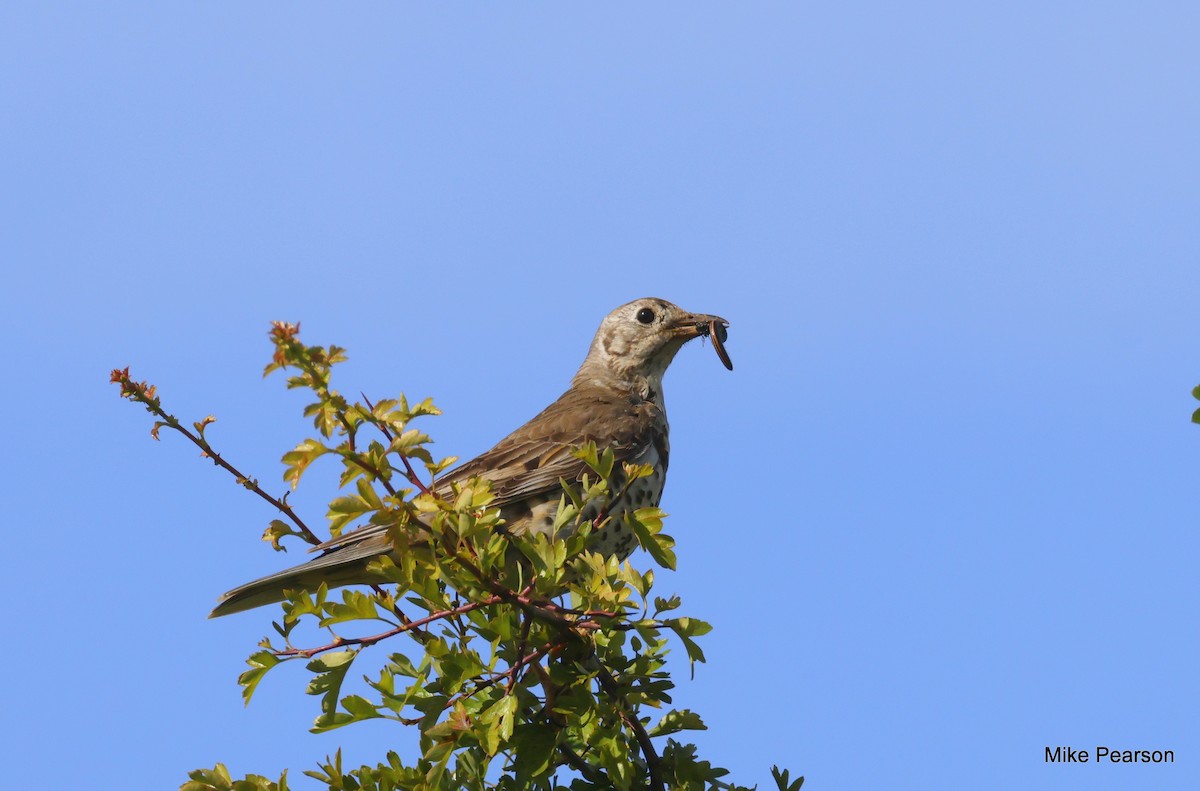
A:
211,298,730,617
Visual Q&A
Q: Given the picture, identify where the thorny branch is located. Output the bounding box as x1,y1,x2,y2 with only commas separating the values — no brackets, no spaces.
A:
441,639,561,712
362,393,434,497
110,368,322,546
276,595,504,659
597,663,666,791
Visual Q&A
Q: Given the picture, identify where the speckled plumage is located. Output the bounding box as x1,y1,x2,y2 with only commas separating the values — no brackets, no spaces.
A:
211,298,728,617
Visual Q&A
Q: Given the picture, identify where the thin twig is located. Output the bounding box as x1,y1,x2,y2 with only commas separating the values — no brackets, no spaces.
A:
276,595,503,658
512,615,533,693
361,393,434,496
557,743,606,784
525,704,608,785
111,369,322,545
596,663,665,791
368,584,431,642
341,451,400,497
442,640,559,712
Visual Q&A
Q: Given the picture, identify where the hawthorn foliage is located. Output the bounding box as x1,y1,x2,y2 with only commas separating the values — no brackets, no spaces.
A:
113,322,801,791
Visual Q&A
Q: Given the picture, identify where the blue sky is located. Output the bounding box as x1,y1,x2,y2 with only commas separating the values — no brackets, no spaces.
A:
2,3,1197,789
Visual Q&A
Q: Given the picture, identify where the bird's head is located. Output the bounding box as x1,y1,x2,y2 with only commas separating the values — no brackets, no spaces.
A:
573,297,730,392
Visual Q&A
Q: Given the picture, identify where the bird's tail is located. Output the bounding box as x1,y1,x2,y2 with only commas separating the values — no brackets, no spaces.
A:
209,544,388,618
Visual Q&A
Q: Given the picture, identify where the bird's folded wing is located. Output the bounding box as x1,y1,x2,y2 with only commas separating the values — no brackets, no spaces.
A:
306,440,644,555
307,389,657,555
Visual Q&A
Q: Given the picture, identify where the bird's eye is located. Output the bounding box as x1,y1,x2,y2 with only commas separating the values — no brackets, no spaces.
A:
636,307,655,324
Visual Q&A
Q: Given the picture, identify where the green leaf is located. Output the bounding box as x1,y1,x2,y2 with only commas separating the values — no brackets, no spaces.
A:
182,763,232,791
478,694,517,756
303,400,340,438
511,722,558,783
281,438,328,489
571,442,615,479
261,519,299,552
183,766,289,791
388,428,432,454
356,476,384,508
425,454,459,479
661,739,736,787
667,617,712,675
622,461,655,481
320,589,383,627
424,739,455,788
280,583,328,625
653,594,681,615
306,650,357,727
326,493,375,534
772,764,805,790
238,650,285,706
626,507,677,570
388,652,422,678
649,708,707,737
340,694,383,721
408,396,441,419
307,649,356,673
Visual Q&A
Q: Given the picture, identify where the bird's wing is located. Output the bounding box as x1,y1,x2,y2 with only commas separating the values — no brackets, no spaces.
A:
308,387,660,555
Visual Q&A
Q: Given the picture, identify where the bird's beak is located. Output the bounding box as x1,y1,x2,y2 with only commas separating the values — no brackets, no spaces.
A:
670,311,733,370
669,312,730,341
